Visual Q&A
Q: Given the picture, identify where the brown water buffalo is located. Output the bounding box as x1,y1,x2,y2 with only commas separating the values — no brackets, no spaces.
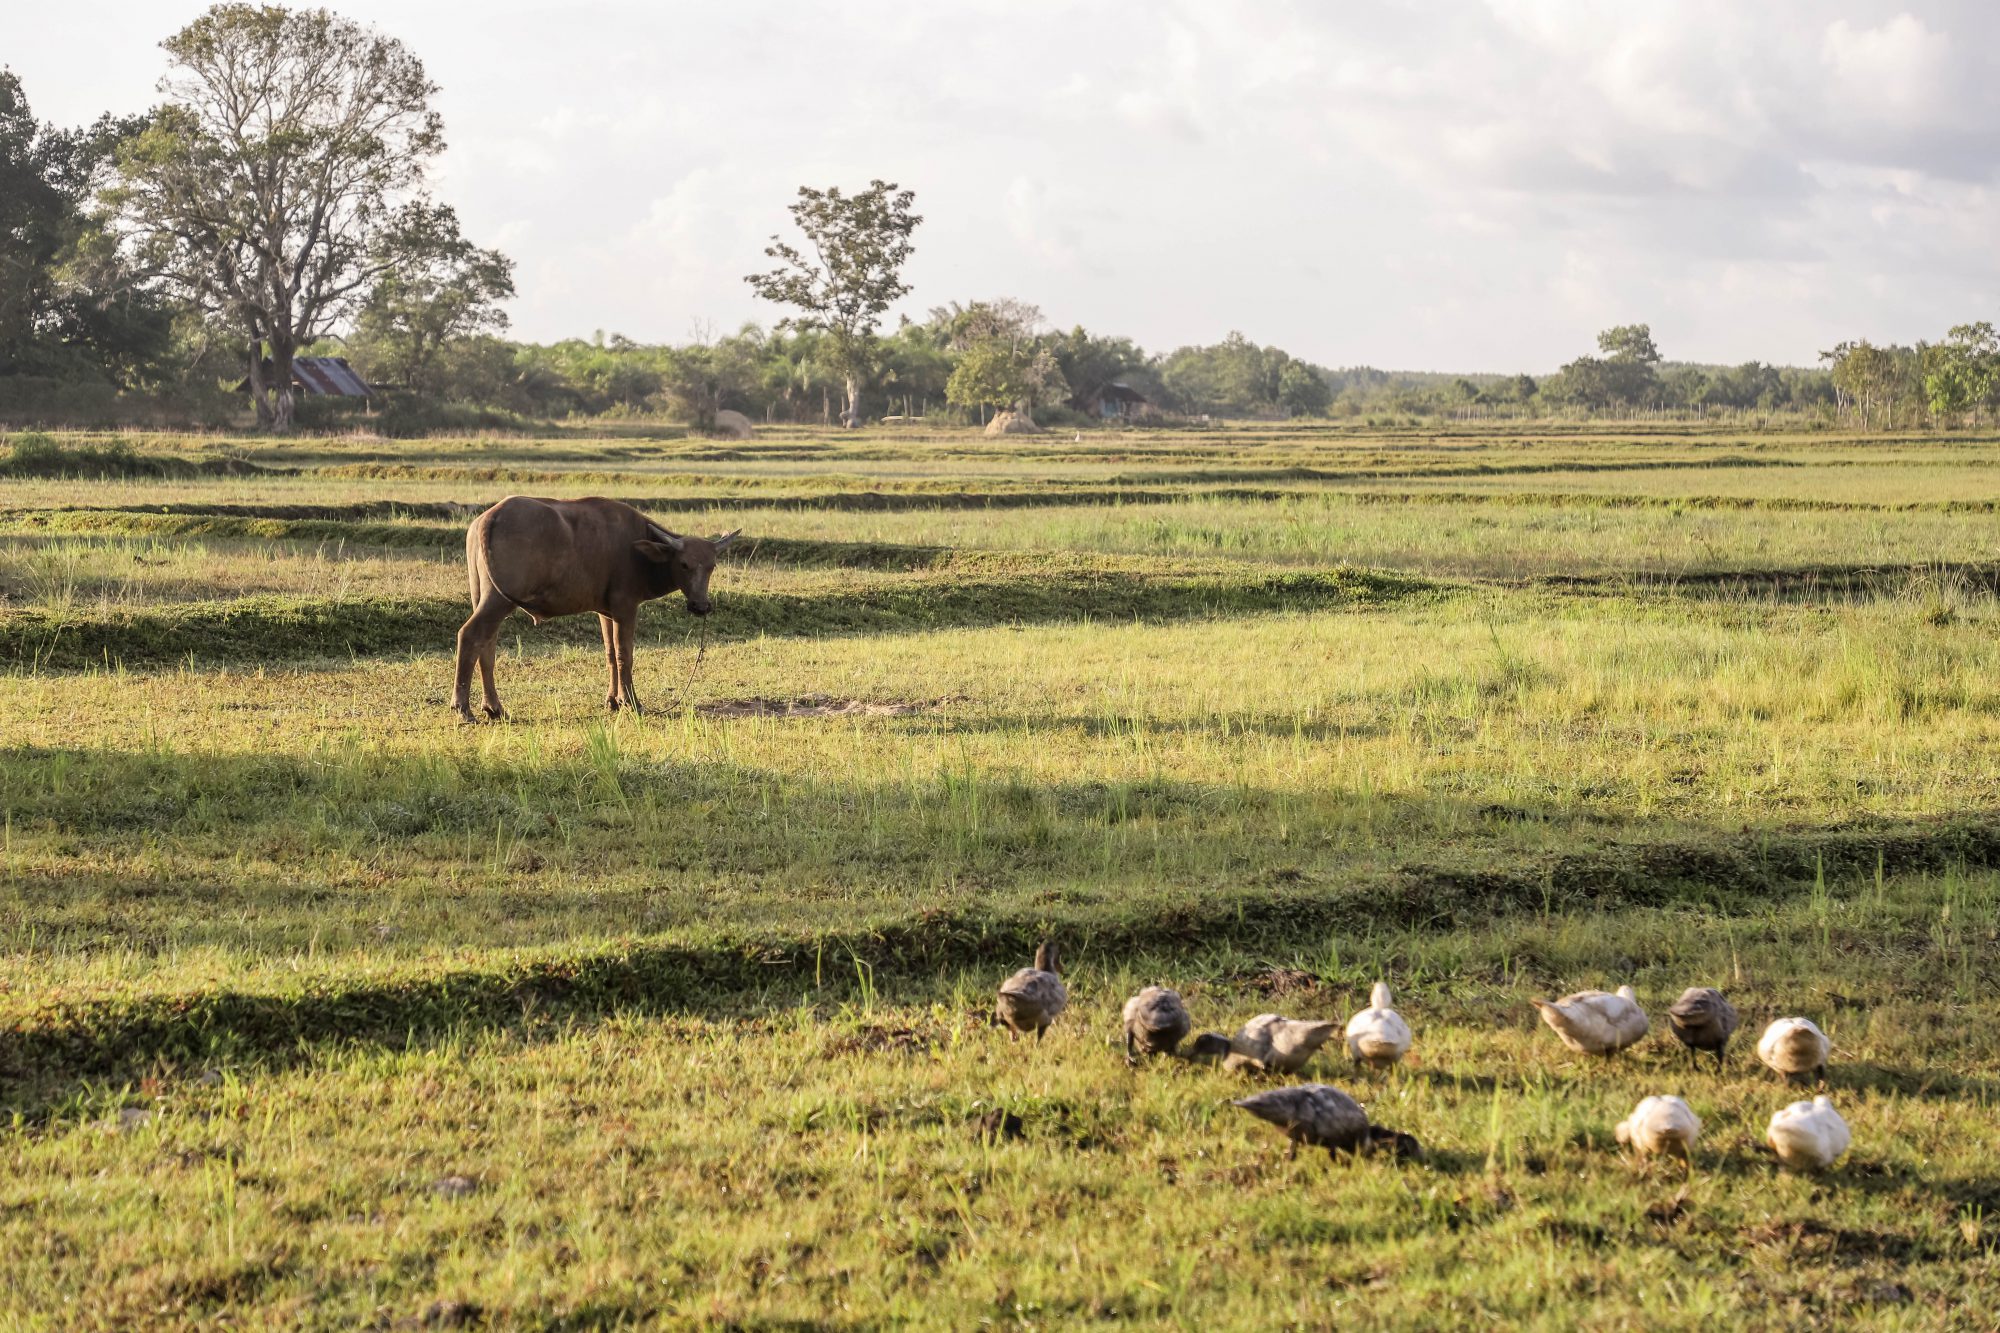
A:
453,496,739,722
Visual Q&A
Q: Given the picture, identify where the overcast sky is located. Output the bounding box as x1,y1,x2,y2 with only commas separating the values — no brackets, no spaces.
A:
9,1,1999,371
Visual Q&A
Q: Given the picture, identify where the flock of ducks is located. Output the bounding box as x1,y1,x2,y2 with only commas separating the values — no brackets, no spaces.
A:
995,946,1853,1172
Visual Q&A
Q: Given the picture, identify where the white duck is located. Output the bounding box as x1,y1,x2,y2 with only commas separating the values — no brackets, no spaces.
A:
1615,1095,1701,1164
1767,1096,1850,1170
1532,986,1649,1057
1344,982,1413,1073
1756,1017,1831,1086
1232,1013,1340,1075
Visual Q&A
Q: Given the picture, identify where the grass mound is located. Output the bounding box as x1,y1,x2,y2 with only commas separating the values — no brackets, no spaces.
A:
0,433,283,480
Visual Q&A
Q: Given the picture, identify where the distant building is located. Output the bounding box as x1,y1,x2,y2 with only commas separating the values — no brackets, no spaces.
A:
1082,379,1151,420
234,355,374,398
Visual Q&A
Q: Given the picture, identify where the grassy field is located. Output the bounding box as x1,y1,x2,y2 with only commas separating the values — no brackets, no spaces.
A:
5,423,2000,1328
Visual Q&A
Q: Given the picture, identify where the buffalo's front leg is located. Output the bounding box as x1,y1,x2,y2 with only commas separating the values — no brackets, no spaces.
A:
598,613,622,711
453,589,514,722
612,611,642,715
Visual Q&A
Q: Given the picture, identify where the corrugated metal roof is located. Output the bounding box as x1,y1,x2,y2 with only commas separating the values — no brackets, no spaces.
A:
234,356,375,396
292,356,372,397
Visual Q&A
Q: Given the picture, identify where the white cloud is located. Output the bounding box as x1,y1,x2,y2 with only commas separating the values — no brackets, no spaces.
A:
10,0,2000,368
1820,14,1953,123
1003,177,1079,267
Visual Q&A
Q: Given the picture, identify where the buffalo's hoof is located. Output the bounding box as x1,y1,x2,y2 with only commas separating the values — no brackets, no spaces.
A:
605,697,620,713
483,704,505,720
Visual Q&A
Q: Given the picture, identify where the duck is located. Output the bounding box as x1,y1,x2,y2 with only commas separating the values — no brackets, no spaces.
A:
1232,1013,1340,1075
1767,1095,1850,1170
995,940,1068,1041
1615,1095,1701,1165
1344,982,1414,1073
1232,1084,1421,1161
1756,1017,1831,1085
1184,1031,1234,1063
1531,986,1649,1057
1122,986,1192,1061
1666,988,1740,1069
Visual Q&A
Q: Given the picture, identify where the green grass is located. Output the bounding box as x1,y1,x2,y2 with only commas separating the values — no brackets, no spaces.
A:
6,876,1998,1327
0,552,1419,668
6,423,2000,1327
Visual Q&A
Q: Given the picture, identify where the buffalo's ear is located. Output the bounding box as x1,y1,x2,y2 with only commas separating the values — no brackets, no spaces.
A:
710,529,742,551
634,540,681,562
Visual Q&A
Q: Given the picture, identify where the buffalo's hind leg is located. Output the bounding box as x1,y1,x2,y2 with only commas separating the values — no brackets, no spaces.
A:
454,589,514,723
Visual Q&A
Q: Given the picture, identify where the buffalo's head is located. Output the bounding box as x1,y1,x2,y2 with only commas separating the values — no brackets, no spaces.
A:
634,526,741,615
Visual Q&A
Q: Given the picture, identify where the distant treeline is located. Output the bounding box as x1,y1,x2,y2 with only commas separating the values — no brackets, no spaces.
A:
327,321,1849,431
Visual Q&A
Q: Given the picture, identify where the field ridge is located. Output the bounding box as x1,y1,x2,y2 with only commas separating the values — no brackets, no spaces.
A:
8,805,1997,1119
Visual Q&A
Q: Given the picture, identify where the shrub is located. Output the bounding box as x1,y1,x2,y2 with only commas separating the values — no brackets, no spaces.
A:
1033,405,1094,430
372,397,543,438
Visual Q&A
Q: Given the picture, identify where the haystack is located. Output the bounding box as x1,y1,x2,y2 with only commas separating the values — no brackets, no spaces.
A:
712,409,754,440
984,409,1045,436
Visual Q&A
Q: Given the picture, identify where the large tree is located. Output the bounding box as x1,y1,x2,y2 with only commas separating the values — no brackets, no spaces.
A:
938,299,1066,421
111,5,450,429
659,323,763,432
1821,339,1922,429
1277,359,1333,416
1159,331,1321,417
351,204,514,396
1553,323,1663,411
1922,322,1999,425
0,70,168,384
744,180,921,427
1051,325,1151,412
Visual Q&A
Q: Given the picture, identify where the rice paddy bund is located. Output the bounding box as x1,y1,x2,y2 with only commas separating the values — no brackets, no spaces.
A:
5,422,2000,1329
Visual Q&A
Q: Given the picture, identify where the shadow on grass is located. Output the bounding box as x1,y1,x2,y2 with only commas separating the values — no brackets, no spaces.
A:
10,744,2000,1118
0,513,960,573
4,484,1316,524
1830,1060,2000,1103
1532,559,2000,605
0,561,1431,673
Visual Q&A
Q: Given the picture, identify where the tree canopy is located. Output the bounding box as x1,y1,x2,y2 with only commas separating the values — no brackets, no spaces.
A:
0,70,169,387
1158,332,1329,418
350,205,514,396
744,180,921,427
111,4,454,429
937,300,1066,419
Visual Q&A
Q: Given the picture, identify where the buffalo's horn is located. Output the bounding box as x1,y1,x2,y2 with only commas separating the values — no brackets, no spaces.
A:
711,529,742,550
646,523,686,552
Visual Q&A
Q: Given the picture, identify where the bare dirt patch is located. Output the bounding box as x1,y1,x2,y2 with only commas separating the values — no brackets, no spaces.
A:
697,695,951,720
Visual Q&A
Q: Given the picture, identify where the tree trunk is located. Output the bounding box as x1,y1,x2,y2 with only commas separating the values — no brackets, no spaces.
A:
246,337,274,429
269,339,298,432
842,374,861,428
